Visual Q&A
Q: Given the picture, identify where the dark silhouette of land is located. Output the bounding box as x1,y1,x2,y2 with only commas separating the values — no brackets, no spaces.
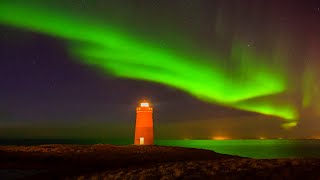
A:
0,144,319,179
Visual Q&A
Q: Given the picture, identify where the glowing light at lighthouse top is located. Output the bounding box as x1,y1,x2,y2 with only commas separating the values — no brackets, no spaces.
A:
140,102,149,107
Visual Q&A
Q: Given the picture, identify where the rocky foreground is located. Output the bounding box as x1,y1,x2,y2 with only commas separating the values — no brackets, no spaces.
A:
0,145,319,179
79,159,320,180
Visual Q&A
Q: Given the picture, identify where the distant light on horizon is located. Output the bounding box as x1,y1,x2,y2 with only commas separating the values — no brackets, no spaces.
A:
212,136,229,140
310,136,320,140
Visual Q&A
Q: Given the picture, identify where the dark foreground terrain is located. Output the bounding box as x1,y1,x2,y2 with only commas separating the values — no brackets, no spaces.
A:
0,144,319,179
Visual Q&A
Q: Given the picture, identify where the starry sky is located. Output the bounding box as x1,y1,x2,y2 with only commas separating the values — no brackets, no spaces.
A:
0,0,320,139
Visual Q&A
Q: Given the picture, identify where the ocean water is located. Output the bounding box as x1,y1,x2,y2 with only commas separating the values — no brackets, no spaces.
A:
1,139,320,159
156,140,320,159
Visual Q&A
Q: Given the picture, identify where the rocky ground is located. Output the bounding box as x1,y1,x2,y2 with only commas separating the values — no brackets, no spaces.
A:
75,159,320,180
0,144,319,179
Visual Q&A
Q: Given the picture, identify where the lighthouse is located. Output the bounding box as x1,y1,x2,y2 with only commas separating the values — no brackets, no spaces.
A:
134,100,154,145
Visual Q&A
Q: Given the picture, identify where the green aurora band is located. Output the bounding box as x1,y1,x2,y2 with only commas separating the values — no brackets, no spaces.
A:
0,3,298,127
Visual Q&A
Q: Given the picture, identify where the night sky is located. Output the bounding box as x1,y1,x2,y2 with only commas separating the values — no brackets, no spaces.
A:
0,0,320,139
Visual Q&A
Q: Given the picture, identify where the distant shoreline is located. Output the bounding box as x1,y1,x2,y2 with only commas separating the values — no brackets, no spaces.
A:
1,139,320,159
0,138,319,144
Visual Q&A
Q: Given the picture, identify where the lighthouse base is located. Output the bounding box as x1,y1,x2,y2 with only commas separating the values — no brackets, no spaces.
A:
134,127,154,145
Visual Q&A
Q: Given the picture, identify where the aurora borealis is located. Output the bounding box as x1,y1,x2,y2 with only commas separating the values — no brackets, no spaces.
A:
0,0,320,139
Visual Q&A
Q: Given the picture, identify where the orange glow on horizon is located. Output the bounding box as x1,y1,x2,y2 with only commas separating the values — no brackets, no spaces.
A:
310,136,320,139
212,136,229,140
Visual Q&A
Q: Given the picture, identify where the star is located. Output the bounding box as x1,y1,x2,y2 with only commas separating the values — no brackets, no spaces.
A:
32,56,38,65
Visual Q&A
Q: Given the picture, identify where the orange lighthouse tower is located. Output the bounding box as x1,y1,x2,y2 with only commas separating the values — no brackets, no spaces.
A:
134,100,154,145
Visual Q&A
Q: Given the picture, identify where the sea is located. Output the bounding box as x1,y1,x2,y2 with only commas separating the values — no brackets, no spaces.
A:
1,139,320,159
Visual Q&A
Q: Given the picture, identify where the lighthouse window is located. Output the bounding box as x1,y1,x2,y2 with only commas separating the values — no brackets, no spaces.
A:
141,102,149,107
